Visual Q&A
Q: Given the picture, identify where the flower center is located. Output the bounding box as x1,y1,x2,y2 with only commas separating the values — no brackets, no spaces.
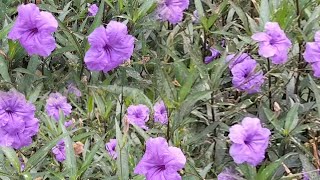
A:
104,44,113,53
5,107,13,114
31,28,39,35
135,112,142,119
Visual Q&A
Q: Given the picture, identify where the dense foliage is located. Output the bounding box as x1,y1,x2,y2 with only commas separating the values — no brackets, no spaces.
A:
0,0,320,179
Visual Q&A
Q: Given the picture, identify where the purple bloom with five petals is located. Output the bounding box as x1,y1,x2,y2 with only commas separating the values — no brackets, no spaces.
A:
205,48,220,64
252,22,292,64
45,92,72,121
229,117,270,166
52,140,66,162
0,89,39,149
106,139,117,159
134,137,186,180
8,3,58,57
127,104,150,130
156,0,189,24
231,56,264,94
153,100,168,124
88,4,98,16
84,21,134,72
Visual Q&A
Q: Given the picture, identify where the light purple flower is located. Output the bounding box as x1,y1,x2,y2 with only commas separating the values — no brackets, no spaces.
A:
8,3,58,57
229,117,270,166
304,31,320,63
0,89,39,149
67,83,81,97
52,140,66,162
231,57,265,94
84,21,134,72
134,137,186,179
64,120,73,128
127,104,150,130
153,100,168,124
88,4,99,16
252,22,292,64
157,0,189,24
226,53,251,69
45,92,72,121
217,168,241,180
205,48,220,64
106,139,117,159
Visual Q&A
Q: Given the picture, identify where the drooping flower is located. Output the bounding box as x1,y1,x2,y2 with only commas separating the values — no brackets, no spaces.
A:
205,48,220,64
134,137,186,179
303,31,320,78
156,0,190,24
67,83,81,97
64,120,73,128
0,89,39,149
217,167,241,180
252,22,292,64
8,3,58,57
84,21,134,72
153,100,168,124
88,4,99,16
45,92,72,121
127,104,150,130
229,117,270,166
106,139,117,159
226,53,252,69
52,140,66,162
231,57,265,94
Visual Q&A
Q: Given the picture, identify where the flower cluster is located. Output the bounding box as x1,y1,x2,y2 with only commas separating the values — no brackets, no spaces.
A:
52,140,66,162
0,89,39,149
8,3,58,57
228,117,270,166
45,92,72,121
126,101,169,129
227,53,265,94
252,22,292,64
304,31,320,77
134,137,186,179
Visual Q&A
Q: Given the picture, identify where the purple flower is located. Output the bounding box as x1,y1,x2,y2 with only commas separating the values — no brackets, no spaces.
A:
157,0,189,24
0,89,39,149
217,168,241,180
64,120,73,128
311,61,320,78
226,53,251,69
67,83,81,97
106,139,117,159
8,3,58,57
229,117,270,166
84,21,134,72
231,57,265,94
45,92,72,121
134,137,186,179
88,4,99,16
52,140,66,162
127,104,150,130
205,48,220,64
153,100,168,124
252,22,292,64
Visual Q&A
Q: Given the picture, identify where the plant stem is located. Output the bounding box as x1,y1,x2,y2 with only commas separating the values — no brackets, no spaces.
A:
268,59,272,109
294,0,302,95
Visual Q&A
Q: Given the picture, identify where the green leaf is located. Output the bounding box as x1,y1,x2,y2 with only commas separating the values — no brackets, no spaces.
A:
229,1,250,34
259,0,270,26
115,120,129,180
0,55,11,83
284,104,300,134
309,75,320,118
133,0,156,22
239,164,256,180
1,147,20,173
77,134,106,178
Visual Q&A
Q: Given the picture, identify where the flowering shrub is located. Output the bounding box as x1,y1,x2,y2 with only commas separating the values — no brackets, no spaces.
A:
0,0,320,179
